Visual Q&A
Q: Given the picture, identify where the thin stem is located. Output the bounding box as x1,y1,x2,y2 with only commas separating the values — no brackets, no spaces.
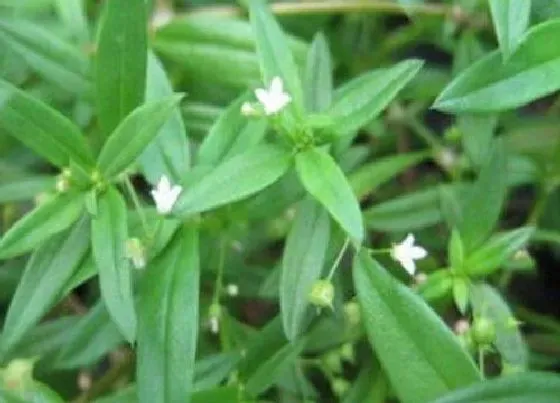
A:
124,177,150,236
368,248,393,255
327,238,350,281
478,347,485,379
213,237,227,304
406,116,444,150
187,1,451,18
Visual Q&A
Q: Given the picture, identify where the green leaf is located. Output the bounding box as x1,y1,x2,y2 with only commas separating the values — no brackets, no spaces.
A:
54,0,88,43
448,229,465,270
434,20,560,113
0,176,55,204
96,0,147,136
97,95,183,178
353,251,480,403
295,147,363,243
329,60,423,135
138,52,190,184
470,284,528,372
197,93,267,167
0,381,65,403
458,114,497,167
194,353,241,392
174,144,291,217
458,140,507,252
464,227,534,277
0,192,85,259
349,152,427,200
53,301,123,370
0,217,89,356
433,372,560,403
91,187,136,343
281,198,330,341
137,225,199,403
489,0,531,60
304,32,333,113
249,0,304,113
417,269,454,303
0,79,94,169
0,18,90,93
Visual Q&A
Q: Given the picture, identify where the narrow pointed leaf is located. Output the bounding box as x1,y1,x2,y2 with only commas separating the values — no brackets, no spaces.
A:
96,0,147,136
174,144,291,217
489,0,531,60
295,147,363,243
433,372,560,403
0,192,85,259
91,187,136,343
329,60,423,135
0,79,94,169
137,225,199,403
249,0,304,112
97,95,183,178
281,198,330,341
304,32,333,113
434,20,560,113
139,52,190,184
353,251,480,403
198,92,267,167
1,218,89,356
0,18,89,93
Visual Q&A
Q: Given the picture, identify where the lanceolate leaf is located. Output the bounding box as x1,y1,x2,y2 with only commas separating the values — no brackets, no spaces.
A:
91,187,136,343
0,79,94,169
304,32,333,113
137,225,199,403
0,192,85,259
197,92,267,167
96,0,147,136
97,95,183,178
139,52,190,184
329,60,423,135
434,20,560,113
295,147,363,243
0,217,89,356
0,18,90,93
489,0,531,60
433,372,560,403
353,251,480,403
249,0,304,113
174,144,291,217
281,198,330,341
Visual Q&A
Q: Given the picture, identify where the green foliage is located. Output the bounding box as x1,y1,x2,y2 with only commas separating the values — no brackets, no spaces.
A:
1,0,559,401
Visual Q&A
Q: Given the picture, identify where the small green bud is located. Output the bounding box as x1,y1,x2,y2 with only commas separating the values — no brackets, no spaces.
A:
2,359,34,391
125,238,146,269
322,351,342,374
340,343,355,363
308,279,334,309
472,317,496,346
343,301,361,326
208,303,221,334
90,170,102,184
331,378,350,397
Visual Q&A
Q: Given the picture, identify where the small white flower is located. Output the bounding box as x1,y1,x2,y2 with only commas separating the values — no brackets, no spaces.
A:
150,175,182,215
254,76,292,115
241,102,257,116
391,233,428,275
226,284,239,297
209,316,219,334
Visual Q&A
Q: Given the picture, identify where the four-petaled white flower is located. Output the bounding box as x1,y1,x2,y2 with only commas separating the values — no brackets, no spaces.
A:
150,175,182,215
391,233,428,275
254,76,292,115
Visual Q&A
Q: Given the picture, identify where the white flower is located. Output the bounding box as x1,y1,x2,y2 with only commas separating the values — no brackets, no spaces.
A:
241,102,257,116
254,76,292,115
226,284,239,297
391,233,428,275
125,238,146,269
150,175,182,215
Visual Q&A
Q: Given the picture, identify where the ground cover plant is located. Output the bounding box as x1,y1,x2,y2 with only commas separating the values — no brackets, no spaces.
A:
1,0,560,401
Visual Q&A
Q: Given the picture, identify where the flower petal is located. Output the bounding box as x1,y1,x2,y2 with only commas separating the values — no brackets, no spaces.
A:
403,233,415,247
410,246,428,259
270,76,283,94
254,88,270,105
400,257,417,275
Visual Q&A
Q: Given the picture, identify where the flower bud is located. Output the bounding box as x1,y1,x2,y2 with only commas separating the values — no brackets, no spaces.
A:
343,301,361,326
225,283,239,297
208,303,221,334
340,343,355,363
331,378,350,397
322,351,342,374
472,317,496,346
125,238,146,269
308,279,334,309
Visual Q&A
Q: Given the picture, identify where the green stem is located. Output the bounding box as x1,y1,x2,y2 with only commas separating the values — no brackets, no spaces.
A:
407,116,444,150
327,238,350,281
213,237,227,304
124,177,150,237
478,347,485,379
